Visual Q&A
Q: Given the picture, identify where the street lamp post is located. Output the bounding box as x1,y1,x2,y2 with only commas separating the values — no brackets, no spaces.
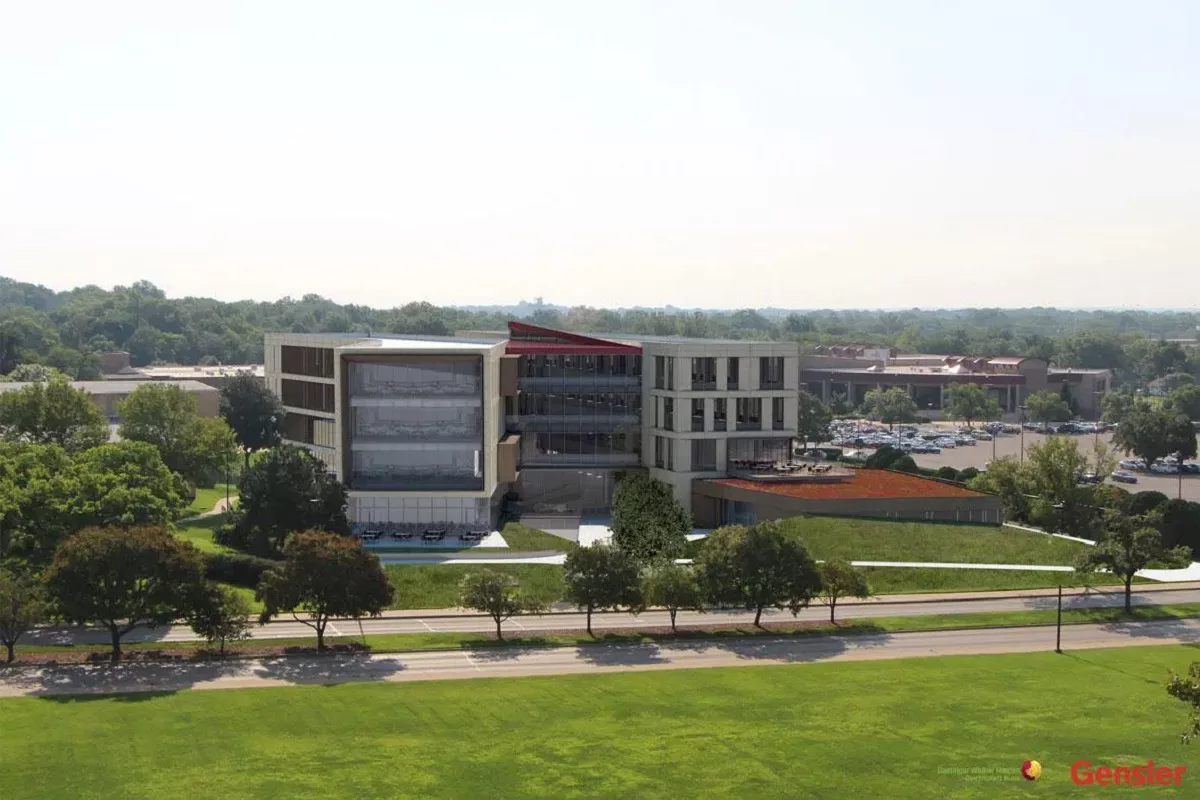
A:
1018,405,1027,464
1055,584,1063,654
1175,450,1184,500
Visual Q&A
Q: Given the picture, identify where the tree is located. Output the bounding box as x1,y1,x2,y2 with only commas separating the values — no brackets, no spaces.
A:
187,582,253,655
458,570,546,640
816,560,871,624
0,375,107,452
256,530,394,650
643,563,702,633
1088,440,1118,479
1026,437,1092,536
696,521,821,627
1161,373,1196,393
1023,390,1070,427
610,474,691,564
118,383,239,485
1075,510,1190,613
222,445,349,555
561,543,644,636
0,567,48,663
860,387,918,429
45,526,205,662
1169,384,1200,421
1101,390,1137,426
943,383,1002,429
219,374,285,470
5,363,62,383
1167,662,1200,743
1112,401,1198,466
796,390,832,449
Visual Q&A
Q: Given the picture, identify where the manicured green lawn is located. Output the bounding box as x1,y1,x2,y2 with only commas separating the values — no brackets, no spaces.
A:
185,484,236,516
500,522,573,551
688,517,1089,565
860,566,1147,594
384,564,565,609
173,514,234,554
4,645,1199,798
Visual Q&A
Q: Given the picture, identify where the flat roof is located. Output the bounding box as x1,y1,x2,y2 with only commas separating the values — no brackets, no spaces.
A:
106,365,264,379
709,469,985,501
0,379,218,395
340,337,499,352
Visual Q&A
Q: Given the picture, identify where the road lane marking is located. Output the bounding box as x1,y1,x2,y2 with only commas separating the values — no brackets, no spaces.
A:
511,619,526,630
463,653,480,671
419,619,436,632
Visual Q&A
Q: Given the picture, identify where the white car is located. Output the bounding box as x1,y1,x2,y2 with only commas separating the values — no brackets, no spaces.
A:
1150,461,1180,474
1119,458,1147,471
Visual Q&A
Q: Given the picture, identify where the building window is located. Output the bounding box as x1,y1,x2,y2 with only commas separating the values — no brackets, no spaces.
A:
654,356,666,390
691,398,705,431
691,358,716,390
727,358,739,390
654,436,666,470
666,356,675,390
713,398,727,431
760,356,784,390
281,379,335,413
691,439,717,471
736,397,762,431
280,346,334,379
663,397,674,431
772,397,785,430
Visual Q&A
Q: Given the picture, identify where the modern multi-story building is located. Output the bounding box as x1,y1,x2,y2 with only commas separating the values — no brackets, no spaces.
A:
265,324,1011,532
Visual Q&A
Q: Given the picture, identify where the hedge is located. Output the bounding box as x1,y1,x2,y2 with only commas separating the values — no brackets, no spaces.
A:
203,552,280,588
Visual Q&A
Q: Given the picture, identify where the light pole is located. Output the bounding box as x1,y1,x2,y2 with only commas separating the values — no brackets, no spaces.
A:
1093,390,1105,450
1018,404,1027,464
1055,584,1063,654
1175,450,1184,500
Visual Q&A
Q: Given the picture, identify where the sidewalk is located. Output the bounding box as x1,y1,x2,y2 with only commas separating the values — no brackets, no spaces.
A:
352,581,1200,621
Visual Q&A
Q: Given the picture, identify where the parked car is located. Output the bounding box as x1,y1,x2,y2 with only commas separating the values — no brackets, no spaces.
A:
1077,472,1102,484
1118,458,1147,471
972,431,993,440
1183,463,1200,475
1111,470,1139,484
1150,461,1181,474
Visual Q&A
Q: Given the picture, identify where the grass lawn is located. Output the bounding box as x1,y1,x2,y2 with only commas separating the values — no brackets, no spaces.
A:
172,514,234,554
860,566,1150,594
4,645,1199,798
500,521,573,551
185,484,236,516
687,516,1089,565
384,564,565,609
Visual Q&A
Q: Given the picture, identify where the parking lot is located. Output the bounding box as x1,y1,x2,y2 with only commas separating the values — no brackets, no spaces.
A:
826,424,1200,502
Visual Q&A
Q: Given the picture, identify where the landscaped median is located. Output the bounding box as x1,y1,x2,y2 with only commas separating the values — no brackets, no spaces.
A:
8,601,1200,666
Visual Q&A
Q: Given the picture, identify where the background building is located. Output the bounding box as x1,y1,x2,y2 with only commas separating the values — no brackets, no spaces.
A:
0,379,218,422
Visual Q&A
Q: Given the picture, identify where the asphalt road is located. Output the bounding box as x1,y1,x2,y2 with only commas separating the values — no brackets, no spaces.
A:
23,586,1200,647
5,618,1200,698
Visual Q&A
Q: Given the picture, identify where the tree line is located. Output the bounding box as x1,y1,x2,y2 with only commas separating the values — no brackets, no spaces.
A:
4,276,1200,385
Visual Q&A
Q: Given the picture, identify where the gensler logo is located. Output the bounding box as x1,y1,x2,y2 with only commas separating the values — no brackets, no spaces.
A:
1071,760,1187,787
1021,760,1042,781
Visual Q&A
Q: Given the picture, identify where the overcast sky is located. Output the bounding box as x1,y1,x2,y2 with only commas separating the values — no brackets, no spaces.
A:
2,1,1197,310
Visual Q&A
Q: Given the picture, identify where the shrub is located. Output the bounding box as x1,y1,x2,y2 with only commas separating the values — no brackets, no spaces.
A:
959,467,980,482
1130,491,1170,516
934,466,960,482
204,552,279,588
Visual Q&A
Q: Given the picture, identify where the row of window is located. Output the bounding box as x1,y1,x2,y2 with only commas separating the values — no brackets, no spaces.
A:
280,345,335,379
655,396,788,432
653,436,791,473
350,360,481,398
281,379,335,414
519,354,642,378
653,356,788,391
516,392,642,417
521,432,642,465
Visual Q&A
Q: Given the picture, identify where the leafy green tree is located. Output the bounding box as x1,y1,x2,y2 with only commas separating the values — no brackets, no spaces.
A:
643,563,702,633
1167,662,1200,742
187,583,253,655
943,383,1002,429
1056,332,1128,371
816,560,872,625
1075,510,1190,613
1169,384,1200,421
1162,373,1197,393
118,383,239,485
4,363,62,383
1024,390,1071,426
610,474,691,564
45,526,205,662
861,387,918,429
1101,390,1137,425
223,445,349,555
1112,401,1197,466
256,530,394,650
1160,499,1200,557
696,521,821,626
0,566,49,663
796,390,832,448
562,543,644,636
458,569,547,640
219,374,285,470
0,376,107,452
1026,436,1092,536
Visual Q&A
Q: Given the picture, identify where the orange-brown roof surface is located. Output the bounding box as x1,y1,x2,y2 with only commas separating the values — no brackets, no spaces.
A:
711,470,985,501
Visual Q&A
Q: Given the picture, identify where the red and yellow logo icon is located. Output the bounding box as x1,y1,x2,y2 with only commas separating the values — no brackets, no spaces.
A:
1022,760,1043,781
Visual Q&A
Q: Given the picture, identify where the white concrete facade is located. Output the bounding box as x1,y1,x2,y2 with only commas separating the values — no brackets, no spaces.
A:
641,340,800,510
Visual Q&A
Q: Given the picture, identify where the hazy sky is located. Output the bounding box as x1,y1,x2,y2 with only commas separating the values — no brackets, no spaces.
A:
2,1,1198,310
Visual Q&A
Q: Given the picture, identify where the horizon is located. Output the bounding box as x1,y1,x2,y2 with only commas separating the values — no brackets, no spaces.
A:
3,1,1199,309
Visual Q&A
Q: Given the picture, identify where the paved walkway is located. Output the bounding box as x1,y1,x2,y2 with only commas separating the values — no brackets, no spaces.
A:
24,586,1200,648
6,618,1200,698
